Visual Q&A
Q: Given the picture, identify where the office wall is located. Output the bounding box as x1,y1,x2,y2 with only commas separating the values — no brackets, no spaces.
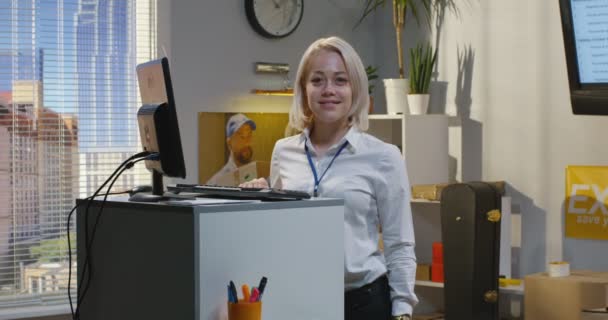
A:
162,0,608,276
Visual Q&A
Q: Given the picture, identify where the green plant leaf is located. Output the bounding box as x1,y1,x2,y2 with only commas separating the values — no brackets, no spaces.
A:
366,65,379,94
409,42,437,94
355,0,386,28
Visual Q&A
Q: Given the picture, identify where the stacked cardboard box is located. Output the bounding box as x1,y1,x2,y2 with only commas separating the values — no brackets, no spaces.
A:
411,184,449,201
416,264,431,281
411,181,506,201
525,271,608,320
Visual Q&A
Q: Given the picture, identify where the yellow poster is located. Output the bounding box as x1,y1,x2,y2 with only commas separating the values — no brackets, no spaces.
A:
565,166,608,240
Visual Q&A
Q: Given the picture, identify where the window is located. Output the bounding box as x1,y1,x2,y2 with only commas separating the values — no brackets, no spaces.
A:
0,0,155,309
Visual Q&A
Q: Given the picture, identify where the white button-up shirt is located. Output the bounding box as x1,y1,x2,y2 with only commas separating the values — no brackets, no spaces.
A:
269,126,418,315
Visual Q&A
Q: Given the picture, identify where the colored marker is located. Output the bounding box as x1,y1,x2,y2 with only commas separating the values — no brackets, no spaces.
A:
250,287,260,302
229,281,238,303
242,284,250,302
257,277,268,300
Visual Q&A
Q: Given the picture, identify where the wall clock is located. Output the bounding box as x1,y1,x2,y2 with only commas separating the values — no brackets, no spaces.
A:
245,0,304,39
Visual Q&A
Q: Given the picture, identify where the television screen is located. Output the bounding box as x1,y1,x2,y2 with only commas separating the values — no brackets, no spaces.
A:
559,0,608,115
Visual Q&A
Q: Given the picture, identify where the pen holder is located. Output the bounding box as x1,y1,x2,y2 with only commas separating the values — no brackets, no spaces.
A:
227,300,262,320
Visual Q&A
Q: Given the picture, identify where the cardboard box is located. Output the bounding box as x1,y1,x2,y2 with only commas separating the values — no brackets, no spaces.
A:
416,264,431,281
411,184,449,201
213,161,270,187
525,271,608,320
411,181,505,201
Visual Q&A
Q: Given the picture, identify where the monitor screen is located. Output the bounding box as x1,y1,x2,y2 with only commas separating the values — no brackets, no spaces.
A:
559,0,608,115
136,57,186,180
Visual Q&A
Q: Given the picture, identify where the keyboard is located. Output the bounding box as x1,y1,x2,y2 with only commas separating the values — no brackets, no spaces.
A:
167,184,311,201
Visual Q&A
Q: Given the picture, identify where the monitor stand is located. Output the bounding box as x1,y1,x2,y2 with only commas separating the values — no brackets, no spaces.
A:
128,171,165,202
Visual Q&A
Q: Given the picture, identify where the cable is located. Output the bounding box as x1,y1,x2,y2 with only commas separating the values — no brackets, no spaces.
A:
66,151,151,320
65,190,135,319
78,152,150,295
74,154,154,320
78,157,151,304
65,190,132,314
73,153,157,320
68,152,146,319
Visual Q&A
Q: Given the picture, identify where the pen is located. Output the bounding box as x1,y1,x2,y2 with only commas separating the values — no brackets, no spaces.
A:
250,287,260,302
229,281,238,303
257,276,268,300
228,285,233,303
242,284,250,302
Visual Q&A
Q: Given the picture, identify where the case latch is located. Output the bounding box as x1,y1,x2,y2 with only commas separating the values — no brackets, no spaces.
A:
483,290,498,303
487,209,501,222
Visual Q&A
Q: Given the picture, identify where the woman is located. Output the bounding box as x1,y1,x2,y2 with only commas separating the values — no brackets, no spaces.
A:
242,36,417,320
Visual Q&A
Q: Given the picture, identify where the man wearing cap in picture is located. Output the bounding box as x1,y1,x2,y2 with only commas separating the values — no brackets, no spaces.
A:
207,113,257,185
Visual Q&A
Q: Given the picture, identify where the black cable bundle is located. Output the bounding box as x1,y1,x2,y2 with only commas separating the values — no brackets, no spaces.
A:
66,151,157,320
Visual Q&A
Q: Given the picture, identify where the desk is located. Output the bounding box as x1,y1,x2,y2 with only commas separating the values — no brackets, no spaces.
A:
76,197,344,320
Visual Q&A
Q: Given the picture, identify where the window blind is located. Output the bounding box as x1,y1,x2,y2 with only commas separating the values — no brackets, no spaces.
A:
0,0,155,308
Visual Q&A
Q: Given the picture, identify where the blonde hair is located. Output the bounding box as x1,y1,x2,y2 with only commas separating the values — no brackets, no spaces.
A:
289,36,369,132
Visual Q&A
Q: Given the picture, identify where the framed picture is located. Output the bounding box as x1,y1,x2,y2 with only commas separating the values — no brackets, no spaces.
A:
198,112,290,186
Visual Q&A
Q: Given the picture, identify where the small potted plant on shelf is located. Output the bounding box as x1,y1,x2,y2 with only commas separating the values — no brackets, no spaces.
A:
408,43,437,114
366,65,378,113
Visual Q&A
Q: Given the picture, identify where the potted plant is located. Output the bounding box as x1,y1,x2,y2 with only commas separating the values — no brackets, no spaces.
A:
407,43,437,114
366,65,378,113
357,0,432,114
366,65,379,94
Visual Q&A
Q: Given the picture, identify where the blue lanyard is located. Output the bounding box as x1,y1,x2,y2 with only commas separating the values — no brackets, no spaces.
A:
305,140,349,197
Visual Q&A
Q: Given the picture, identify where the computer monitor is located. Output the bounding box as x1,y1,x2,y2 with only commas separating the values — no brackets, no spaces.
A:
133,57,186,201
559,0,608,115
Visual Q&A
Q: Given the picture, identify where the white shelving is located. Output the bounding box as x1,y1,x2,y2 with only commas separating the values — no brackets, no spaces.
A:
368,114,521,316
415,280,524,295
368,114,404,120
368,114,449,185
415,280,444,288
411,199,440,204
409,196,513,278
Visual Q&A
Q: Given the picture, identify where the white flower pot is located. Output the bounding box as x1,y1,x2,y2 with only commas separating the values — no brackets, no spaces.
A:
407,94,430,115
383,78,409,114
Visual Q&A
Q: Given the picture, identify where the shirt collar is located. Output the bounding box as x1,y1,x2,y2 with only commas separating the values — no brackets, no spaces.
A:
226,155,238,170
301,126,360,153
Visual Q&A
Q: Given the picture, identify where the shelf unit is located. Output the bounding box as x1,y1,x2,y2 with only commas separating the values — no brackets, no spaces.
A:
411,198,441,204
368,114,520,316
368,114,449,185
409,195,514,279
415,280,524,295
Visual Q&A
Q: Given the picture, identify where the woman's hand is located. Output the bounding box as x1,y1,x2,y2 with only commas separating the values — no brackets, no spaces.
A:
239,178,269,189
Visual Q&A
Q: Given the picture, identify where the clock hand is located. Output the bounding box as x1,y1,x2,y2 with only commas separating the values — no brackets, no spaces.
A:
272,0,280,9
281,1,294,25
265,9,286,27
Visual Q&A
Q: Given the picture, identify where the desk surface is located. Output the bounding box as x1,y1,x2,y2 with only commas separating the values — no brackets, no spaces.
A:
77,196,344,213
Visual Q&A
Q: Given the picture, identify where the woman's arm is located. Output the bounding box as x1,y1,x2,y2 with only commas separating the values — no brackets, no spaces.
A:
375,144,419,316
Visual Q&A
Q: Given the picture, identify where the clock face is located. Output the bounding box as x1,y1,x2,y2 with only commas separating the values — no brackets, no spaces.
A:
245,0,304,38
